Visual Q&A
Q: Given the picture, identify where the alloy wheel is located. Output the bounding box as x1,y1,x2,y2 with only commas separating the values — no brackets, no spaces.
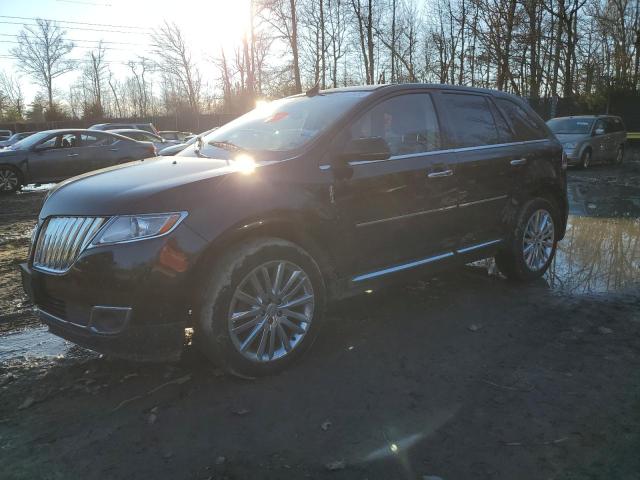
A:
227,260,315,363
582,151,591,168
522,209,555,272
0,168,19,192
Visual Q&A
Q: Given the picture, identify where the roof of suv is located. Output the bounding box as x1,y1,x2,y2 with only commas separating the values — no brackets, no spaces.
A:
315,83,520,98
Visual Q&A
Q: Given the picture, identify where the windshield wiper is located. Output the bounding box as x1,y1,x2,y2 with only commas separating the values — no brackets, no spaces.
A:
194,135,213,158
208,140,245,152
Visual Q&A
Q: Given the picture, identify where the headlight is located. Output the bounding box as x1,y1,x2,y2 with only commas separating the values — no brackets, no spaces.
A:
563,142,577,149
91,212,187,246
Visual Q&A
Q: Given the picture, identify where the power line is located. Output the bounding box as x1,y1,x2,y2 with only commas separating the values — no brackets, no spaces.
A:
0,40,152,53
0,33,151,47
56,0,113,6
0,20,151,35
0,15,150,31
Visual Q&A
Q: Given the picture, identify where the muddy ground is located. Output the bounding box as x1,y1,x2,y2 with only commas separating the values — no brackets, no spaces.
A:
1,158,639,480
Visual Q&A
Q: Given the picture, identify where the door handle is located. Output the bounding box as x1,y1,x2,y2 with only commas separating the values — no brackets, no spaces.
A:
67,153,79,157
427,169,453,178
109,148,119,152
510,158,527,166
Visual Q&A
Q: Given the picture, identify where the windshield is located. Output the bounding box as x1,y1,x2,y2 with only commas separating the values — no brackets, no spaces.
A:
547,118,594,134
10,131,51,149
197,92,369,156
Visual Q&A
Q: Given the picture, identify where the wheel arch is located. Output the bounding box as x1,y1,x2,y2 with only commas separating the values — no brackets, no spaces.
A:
527,181,568,240
187,212,340,309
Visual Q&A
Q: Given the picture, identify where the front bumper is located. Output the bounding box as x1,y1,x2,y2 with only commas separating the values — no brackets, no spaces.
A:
19,225,207,361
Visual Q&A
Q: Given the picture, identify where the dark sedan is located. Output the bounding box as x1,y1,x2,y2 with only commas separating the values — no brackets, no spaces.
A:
0,129,156,193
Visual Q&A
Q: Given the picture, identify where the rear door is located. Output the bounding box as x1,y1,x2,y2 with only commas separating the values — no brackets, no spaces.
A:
79,132,121,172
604,117,625,160
331,91,459,277
591,119,607,163
28,132,85,182
437,92,513,250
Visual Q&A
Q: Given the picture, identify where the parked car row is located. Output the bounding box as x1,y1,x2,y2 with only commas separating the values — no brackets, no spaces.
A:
0,124,210,193
0,109,629,195
0,129,156,193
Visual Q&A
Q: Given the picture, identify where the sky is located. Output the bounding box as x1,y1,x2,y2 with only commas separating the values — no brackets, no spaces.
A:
0,0,253,104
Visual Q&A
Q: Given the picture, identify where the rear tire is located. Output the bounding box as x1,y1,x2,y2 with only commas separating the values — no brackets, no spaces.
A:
579,149,591,169
194,237,325,377
0,166,22,194
495,197,558,281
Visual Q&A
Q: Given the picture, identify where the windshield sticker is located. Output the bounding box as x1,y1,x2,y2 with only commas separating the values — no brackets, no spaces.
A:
265,112,289,123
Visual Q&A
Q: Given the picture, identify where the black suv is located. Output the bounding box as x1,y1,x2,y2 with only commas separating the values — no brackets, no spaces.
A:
21,84,567,376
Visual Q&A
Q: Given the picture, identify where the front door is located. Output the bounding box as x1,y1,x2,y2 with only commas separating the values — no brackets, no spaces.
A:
330,92,459,279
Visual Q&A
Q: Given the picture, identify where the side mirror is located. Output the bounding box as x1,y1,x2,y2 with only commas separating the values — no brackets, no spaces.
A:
594,128,605,136
337,137,391,163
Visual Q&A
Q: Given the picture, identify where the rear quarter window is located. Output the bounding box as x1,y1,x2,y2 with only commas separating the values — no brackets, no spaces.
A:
496,98,547,141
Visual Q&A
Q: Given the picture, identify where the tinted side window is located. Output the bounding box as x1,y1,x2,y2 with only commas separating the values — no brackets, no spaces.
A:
444,94,499,147
350,93,441,156
496,98,547,141
82,133,115,146
594,119,606,134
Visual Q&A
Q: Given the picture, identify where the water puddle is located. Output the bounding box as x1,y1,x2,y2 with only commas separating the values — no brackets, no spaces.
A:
545,215,640,294
0,326,73,362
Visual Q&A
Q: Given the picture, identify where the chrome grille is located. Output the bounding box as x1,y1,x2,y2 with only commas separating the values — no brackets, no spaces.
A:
33,217,107,273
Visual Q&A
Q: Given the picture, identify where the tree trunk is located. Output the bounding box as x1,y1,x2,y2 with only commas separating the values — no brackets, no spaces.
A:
290,0,302,93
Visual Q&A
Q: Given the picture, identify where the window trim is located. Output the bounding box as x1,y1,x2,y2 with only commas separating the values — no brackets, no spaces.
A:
319,138,550,169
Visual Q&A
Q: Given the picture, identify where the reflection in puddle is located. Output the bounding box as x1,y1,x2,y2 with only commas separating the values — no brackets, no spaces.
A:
546,215,640,294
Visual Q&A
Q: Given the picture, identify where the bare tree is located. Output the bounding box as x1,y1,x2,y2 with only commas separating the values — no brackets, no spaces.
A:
10,18,74,111
259,0,303,93
82,42,108,118
152,21,202,113
0,72,25,120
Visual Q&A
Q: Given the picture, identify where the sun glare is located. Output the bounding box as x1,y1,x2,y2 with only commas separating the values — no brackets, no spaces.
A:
234,153,256,174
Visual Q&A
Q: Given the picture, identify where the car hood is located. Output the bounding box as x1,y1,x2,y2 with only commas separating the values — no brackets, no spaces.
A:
553,133,588,144
40,155,251,218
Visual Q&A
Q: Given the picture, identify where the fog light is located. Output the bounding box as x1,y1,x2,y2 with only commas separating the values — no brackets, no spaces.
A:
89,306,132,334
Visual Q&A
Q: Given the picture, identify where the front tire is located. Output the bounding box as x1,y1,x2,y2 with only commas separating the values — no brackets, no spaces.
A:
495,198,558,281
0,166,22,194
195,237,325,377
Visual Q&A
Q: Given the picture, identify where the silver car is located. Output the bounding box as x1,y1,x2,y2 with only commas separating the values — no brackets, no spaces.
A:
108,129,179,151
0,129,156,194
547,115,626,168
0,131,35,148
